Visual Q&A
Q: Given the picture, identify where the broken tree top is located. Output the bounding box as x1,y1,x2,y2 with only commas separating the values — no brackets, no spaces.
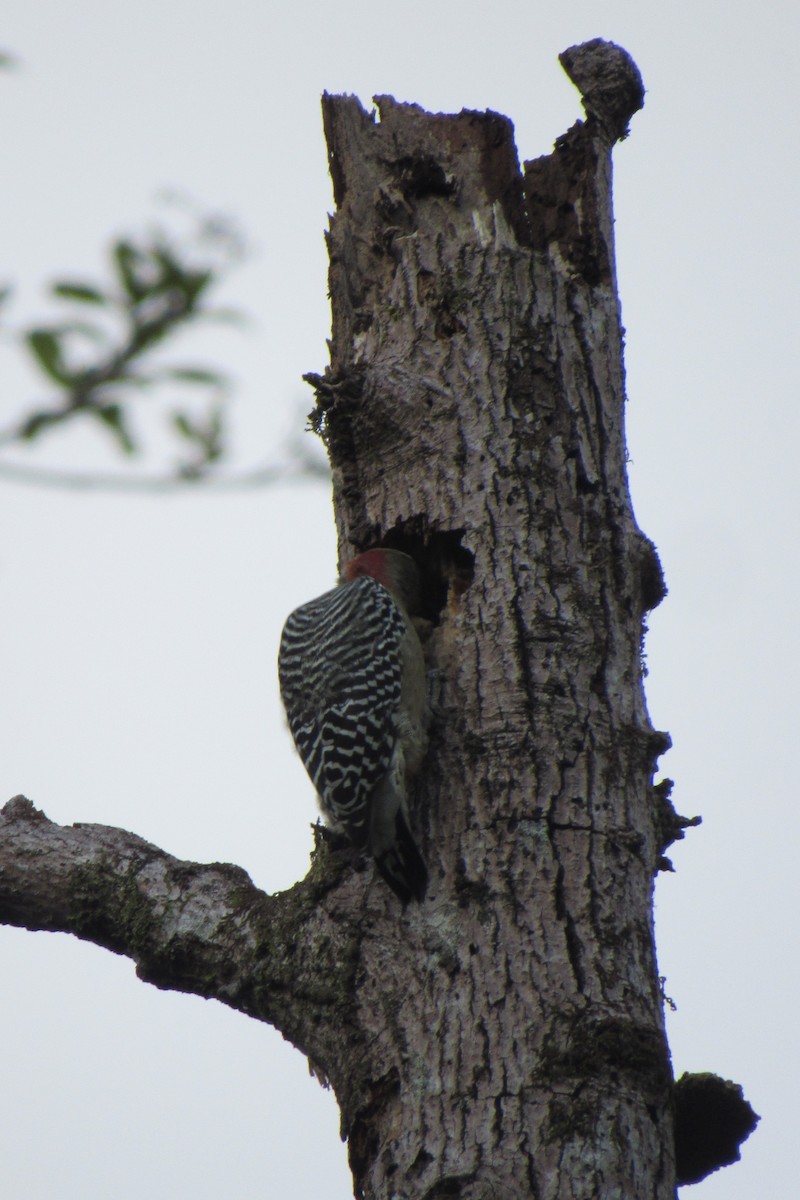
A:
315,38,645,440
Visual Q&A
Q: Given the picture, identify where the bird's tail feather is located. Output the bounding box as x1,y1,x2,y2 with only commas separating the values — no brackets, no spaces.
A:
375,812,427,904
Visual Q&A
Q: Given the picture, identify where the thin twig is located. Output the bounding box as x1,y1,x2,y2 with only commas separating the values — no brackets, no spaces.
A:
0,458,327,493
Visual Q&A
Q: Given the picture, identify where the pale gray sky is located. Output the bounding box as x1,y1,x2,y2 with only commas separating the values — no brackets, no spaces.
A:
1,3,797,1196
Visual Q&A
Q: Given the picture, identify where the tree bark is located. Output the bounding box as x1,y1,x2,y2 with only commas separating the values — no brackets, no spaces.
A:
0,39,753,1200
308,39,674,1195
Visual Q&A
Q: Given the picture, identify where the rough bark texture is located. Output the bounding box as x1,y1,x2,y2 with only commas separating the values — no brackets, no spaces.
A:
0,39,755,1200
307,40,674,1196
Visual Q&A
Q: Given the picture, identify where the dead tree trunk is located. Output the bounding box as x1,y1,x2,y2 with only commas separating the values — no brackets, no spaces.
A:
306,39,674,1196
0,40,756,1200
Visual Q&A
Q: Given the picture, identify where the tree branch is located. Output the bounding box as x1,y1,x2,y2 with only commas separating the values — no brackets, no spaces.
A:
0,795,356,1073
0,456,325,492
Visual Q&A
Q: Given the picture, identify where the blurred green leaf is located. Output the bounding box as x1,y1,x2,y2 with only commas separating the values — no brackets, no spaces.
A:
172,412,194,439
208,405,223,436
200,404,225,462
94,404,137,454
110,371,157,390
203,307,248,326
19,410,64,441
26,329,76,386
52,281,110,305
165,367,226,387
50,320,110,344
182,270,213,307
171,404,225,465
113,240,150,301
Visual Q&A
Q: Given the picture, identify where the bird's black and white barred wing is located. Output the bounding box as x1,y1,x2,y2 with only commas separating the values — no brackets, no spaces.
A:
278,577,406,846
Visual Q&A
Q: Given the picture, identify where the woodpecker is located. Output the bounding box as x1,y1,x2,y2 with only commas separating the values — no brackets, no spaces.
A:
278,548,429,903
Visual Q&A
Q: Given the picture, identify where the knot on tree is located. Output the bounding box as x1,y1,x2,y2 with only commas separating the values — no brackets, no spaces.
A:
674,1072,760,1186
560,39,645,141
